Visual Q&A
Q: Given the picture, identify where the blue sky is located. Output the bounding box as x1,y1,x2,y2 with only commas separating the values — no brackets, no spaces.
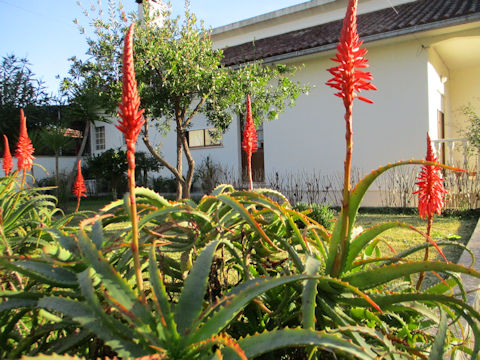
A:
0,0,307,97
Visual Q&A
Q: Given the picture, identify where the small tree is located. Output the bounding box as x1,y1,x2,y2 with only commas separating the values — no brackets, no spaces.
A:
69,1,307,199
463,105,480,155
0,54,52,150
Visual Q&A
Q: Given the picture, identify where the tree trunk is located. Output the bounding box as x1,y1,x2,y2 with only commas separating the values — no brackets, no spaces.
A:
180,130,195,199
142,118,186,193
176,131,183,200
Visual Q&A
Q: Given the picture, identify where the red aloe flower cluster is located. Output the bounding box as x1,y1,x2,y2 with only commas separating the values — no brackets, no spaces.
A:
241,94,258,190
117,23,145,163
15,109,35,173
414,133,447,219
117,23,145,302
326,0,376,108
73,160,87,212
2,135,13,176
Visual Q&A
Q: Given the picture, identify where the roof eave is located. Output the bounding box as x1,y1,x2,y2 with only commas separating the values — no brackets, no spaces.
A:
228,13,480,66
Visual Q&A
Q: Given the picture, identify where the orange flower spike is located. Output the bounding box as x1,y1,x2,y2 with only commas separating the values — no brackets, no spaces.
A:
116,23,145,162
326,0,376,107
117,23,145,302
15,109,35,172
414,133,447,219
241,94,258,190
2,135,13,176
73,160,87,212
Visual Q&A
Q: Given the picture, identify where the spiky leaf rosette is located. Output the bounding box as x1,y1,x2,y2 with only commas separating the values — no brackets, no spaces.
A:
2,135,13,175
326,0,376,107
116,23,145,159
241,94,258,155
73,160,87,199
15,109,35,172
413,133,447,219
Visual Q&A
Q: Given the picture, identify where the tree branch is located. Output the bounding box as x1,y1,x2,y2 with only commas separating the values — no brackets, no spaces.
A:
183,96,207,128
142,117,185,185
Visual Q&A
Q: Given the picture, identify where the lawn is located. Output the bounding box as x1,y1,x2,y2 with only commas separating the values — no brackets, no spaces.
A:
65,196,479,266
355,212,478,264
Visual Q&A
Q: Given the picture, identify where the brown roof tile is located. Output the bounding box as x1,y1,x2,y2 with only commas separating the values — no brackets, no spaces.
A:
221,0,480,66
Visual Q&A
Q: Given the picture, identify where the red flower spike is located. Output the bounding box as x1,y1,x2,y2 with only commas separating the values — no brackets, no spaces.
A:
326,0,376,108
2,135,13,176
241,94,258,156
116,23,145,158
15,109,35,172
73,160,87,199
241,95,258,190
413,133,447,219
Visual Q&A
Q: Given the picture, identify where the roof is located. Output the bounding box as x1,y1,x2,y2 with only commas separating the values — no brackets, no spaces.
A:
221,0,480,66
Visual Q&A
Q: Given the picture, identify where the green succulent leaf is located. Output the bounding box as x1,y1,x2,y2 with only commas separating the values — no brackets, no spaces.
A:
175,239,222,336
0,259,77,288
235,328,374,360
344,261,480,290
428,308,447,360
302,256,322,330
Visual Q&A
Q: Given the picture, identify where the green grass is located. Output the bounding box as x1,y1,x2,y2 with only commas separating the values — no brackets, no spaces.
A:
355,213,478,263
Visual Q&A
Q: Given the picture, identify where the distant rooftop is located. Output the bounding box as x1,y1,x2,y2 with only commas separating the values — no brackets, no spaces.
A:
221,0,480,66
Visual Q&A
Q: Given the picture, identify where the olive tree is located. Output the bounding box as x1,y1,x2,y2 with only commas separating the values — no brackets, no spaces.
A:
67,0,307,199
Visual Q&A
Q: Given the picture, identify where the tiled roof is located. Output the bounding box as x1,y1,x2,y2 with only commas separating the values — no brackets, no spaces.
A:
221,0,480,66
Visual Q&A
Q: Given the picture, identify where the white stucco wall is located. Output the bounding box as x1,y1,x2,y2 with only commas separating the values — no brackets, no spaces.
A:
263,39,429,183
0,156,80,182
92,113,242,181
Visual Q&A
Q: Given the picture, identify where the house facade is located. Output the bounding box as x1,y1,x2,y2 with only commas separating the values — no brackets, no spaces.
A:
93,0,480,204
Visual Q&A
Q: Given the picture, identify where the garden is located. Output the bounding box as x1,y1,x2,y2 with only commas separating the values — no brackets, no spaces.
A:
1,0,480,359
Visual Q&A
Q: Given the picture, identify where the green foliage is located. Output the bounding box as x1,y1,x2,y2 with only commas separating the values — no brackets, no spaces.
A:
463,105,480,155
293,202,336,230
68,1,307,198
152,175,178,193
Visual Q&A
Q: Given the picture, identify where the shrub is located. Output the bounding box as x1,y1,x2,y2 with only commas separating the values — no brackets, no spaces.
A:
152,175,177,193
293,202,336,230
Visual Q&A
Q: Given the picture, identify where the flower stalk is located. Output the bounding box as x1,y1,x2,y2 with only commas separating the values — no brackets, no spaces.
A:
2,135,13,176
241,94,258,190
72,160,87,212
326,0,376,276
414,133,447,289
15,109,35,188
117,23,146,302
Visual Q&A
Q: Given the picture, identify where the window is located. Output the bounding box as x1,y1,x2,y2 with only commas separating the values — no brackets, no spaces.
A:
188,128,222,148
95,126,105,150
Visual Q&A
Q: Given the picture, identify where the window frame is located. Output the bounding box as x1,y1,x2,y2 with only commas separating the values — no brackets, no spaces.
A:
188,128,222,148
95,126,106,151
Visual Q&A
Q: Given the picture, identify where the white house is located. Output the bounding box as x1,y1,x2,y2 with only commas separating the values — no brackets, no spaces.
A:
92,0,480,205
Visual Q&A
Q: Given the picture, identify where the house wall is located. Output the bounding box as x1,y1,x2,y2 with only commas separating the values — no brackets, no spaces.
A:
263,39,429,185
0,156,80,182
212,0,416,49
91,113,242,182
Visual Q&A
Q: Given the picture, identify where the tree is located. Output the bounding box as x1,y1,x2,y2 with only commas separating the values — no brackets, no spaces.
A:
0,54,52,151
69,0,307,199
463,105,480,155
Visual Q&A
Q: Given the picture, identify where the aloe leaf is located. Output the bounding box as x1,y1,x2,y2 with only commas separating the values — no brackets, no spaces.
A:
38,296,146,357
0,259,77,288
175,240,221,336
235,328,374,360
189,274,316,345
217,194,279,250
428,308,447,359
134,186,170,208
346,221,412,269
19,354,86,359
348,160,464,253
211,184,235,196
77,223,155,330
343,261,480,290
149,245,178,340
0,298,38,312
138,205,212,230
302,256,321,330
